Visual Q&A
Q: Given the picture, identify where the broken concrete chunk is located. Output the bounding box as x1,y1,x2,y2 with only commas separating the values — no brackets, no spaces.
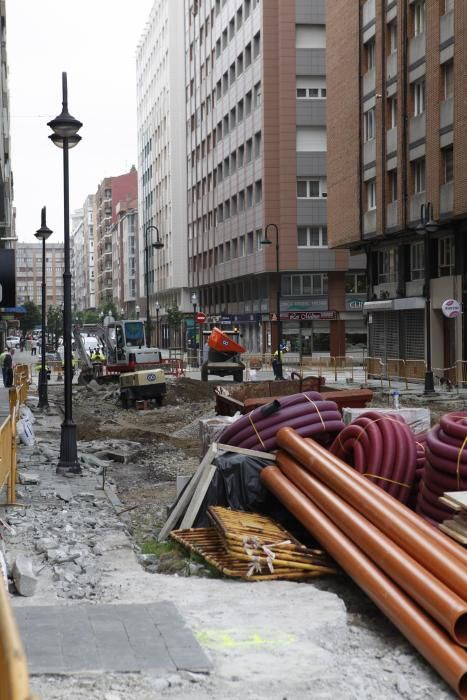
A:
18,472,40,485
55,485,73,502
12,555,38,597
35,537,59,554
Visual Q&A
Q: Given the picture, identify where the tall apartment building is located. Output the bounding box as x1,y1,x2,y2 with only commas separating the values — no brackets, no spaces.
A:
71,208,84,311
95,168,137,307
136,0,190,333
111,198,139,318
0,0,13,250
184,0,366,354
327,0,466,369
16,242,64,308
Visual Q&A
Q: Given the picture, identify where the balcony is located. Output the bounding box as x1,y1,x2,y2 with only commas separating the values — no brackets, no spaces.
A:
386,126,397,155
363,209,376,236
373,282,397,299
363,138,376,166
386,52,397,81
409,113,426,145
406,279,424,297
440,10,454,45
386,201,397,229
440,182,453,214
440,98,453,130
408,33,426,67
409,192,426,223
362,68,375,97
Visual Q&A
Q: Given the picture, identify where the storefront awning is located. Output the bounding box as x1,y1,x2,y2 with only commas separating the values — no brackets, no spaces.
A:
363,297,426,313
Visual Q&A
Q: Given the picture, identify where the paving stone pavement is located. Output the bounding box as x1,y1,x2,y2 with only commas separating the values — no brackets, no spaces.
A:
15,602,211,675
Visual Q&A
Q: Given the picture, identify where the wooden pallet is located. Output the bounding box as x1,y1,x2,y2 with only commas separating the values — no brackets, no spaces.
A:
170,527,334,581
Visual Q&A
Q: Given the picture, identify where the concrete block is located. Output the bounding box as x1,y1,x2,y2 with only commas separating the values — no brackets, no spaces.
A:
18,472,40,485
12,555,38,597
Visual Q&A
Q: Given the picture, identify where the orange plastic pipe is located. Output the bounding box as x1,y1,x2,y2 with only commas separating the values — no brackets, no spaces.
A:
276,428,467,597
276,451,467,645
260,465,467,699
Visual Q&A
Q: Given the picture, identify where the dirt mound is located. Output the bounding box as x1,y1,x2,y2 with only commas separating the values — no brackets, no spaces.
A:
165,377,217,403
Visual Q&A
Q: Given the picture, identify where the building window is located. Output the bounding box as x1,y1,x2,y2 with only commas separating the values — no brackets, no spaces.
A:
254,82,262,108
297,226,328,247
443,61,454,99
413,158,425,193
413,79,425,115
364,108,376,141
443,147,454,183
296,178,327,198
296,86,326,99
378,248,398,283
345,273,367,294
410,241,425,280
367,179,376,210
438,236,454,276
366,39,376,70
282,274,328,296
413,0,425,35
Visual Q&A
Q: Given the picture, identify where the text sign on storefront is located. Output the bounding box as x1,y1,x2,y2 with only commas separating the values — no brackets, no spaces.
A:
273,311,337,321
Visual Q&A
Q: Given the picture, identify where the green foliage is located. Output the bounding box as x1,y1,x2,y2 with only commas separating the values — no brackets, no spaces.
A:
20,300,42,332
98,300,120,319
140,540,175,556
166,305,184,330
46,305,63,350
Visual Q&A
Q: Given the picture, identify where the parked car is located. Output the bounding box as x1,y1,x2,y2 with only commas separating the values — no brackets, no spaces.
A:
6,336,21,349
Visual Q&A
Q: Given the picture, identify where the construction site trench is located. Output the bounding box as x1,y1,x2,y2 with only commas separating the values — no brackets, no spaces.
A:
6,376,467,699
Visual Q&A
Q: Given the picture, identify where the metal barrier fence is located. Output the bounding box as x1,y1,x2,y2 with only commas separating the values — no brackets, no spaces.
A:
0,408,16,505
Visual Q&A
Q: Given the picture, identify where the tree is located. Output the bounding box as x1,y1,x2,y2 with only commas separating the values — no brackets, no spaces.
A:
20,300,42,332
47,306,63,350
166,305,184,347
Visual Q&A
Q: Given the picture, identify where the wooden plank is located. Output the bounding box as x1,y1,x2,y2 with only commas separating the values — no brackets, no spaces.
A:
439,496,462,511
439,523,467,545
215,443,276,461
442,491,467,511
157,444,217,541
179,464,218,530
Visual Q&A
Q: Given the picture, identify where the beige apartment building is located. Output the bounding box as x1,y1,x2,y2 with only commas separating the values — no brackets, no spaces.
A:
16,242,64,309
185,0,366,355
327,0,466,371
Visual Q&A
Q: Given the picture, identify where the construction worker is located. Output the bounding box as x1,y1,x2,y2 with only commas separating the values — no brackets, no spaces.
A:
90,348,105,378
272,346,285,381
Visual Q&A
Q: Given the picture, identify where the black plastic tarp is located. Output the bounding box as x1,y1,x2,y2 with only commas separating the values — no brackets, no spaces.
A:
193,452,317,546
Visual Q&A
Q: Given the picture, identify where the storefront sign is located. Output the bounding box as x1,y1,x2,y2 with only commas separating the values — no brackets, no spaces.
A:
209,313,262,324
273,311,337,321
345,295,366,311
441,299,461,318
0,249,16,307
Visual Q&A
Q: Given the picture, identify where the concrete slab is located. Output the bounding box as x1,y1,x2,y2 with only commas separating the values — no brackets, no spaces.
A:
15,602,211,675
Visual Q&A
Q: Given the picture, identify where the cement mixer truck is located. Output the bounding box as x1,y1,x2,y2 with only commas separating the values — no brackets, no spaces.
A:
201,327,245,383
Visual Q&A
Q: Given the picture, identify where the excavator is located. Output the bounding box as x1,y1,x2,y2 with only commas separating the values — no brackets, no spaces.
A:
74,318,162,384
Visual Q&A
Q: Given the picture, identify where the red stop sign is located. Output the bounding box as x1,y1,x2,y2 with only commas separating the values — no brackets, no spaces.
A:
196,312,206,323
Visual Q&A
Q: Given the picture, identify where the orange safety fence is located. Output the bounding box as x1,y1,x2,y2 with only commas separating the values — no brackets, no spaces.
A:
364,357,385,387
0,407,16,505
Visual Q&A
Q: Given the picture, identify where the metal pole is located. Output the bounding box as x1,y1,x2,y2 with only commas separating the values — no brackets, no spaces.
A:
156,307,159,348
145,227,151,347
193,302,197,367
57,136,80,474
424,213,435,394
38,231,48,409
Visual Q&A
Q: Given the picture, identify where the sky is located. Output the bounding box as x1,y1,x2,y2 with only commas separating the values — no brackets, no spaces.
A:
7,0,154,242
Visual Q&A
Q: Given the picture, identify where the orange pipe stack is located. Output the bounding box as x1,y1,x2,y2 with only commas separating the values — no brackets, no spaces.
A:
260,427,467,699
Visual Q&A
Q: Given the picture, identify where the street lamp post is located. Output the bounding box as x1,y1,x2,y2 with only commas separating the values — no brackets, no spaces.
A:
145,224,164,347
191,292,198,368
260,224,282,378
34,207,53,410
48,72,83,475
155,301,160,348
416,202,439,395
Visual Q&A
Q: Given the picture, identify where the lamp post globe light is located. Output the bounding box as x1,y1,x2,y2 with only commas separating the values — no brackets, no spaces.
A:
34,207,53,410
260,223,282,379
47,72,83,475
145,224,164,347
191,292,198,368
416,202,439,395
135,305,140,320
